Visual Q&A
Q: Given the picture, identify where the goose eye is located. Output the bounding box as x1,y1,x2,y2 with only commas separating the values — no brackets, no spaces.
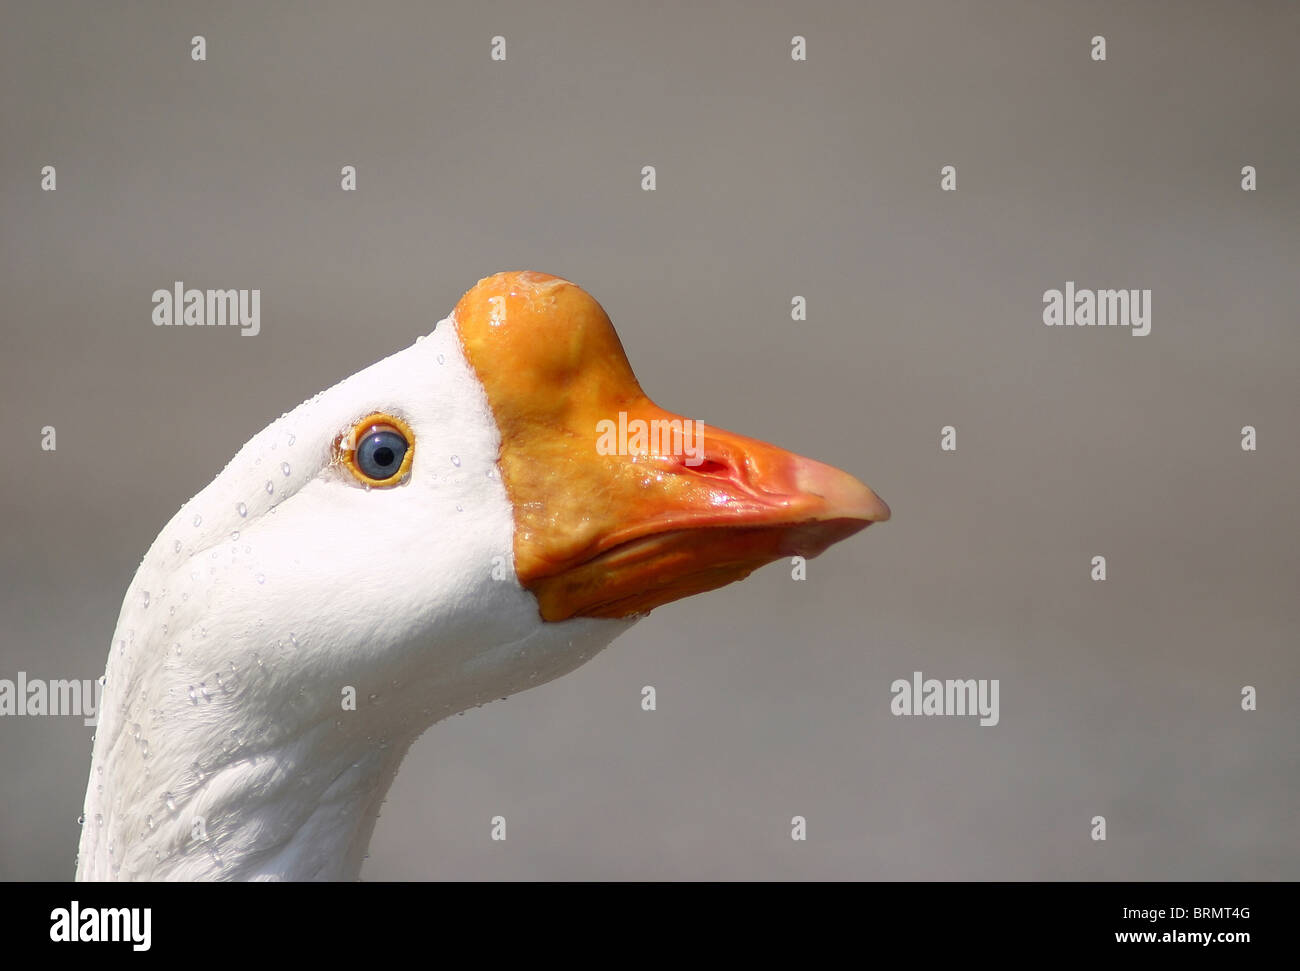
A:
339,413,415,486
358,428,407,478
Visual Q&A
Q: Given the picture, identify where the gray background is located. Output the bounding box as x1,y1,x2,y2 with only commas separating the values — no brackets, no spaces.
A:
2,1,1296,879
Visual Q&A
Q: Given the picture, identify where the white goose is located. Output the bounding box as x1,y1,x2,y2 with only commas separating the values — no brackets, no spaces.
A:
76,271,889,880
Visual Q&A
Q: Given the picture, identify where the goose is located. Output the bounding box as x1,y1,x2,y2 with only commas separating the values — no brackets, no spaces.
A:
75,271,890,880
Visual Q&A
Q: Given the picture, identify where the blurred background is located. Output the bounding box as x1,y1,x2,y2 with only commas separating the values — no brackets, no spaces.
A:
1,1,1296,879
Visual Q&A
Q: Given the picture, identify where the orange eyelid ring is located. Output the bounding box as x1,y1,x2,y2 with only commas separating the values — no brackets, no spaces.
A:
335,412,416,487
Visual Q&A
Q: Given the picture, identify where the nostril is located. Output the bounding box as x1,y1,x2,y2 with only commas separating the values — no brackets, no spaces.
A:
688,458,730,476
663,454,732,477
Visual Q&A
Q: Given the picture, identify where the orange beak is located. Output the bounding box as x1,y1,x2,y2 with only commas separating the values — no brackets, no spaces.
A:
453,272,890,622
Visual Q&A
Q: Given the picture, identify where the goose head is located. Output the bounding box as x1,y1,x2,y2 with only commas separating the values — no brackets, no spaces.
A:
76,271,889,880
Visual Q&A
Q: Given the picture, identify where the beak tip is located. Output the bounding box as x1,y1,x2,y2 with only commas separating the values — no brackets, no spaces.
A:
792,458,890,525
851,488,890,525
869,493,892,523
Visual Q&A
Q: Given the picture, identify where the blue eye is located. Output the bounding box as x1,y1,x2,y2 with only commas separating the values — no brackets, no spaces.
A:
339,414,415,487
356,426,409,481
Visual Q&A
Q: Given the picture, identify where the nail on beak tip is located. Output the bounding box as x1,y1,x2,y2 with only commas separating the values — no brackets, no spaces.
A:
791,459,891,524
